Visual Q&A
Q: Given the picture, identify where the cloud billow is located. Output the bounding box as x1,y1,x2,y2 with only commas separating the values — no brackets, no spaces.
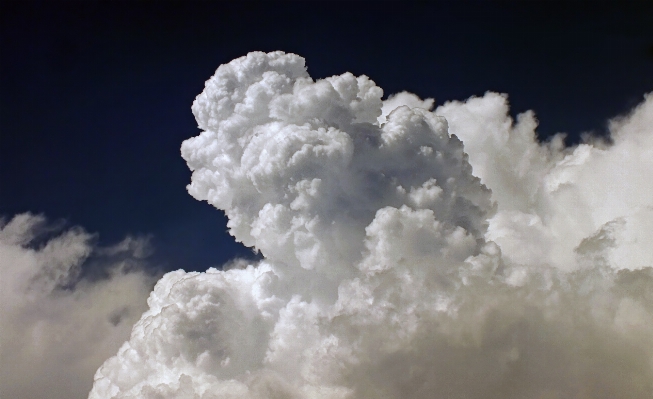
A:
0,213,158,399
89,52,653,399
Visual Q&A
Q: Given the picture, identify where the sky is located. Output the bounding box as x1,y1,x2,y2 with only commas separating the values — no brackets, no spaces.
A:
2,1,652,272
1,2,653,399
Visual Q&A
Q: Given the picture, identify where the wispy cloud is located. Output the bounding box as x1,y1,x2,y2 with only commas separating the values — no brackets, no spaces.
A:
0,214,159,399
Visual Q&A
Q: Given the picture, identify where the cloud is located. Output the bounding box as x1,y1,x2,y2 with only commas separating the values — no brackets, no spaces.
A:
89,52,653,398
436,91,653,271
0,213,158,399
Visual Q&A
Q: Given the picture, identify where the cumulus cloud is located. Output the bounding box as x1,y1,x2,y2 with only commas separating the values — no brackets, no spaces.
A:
0,213,158,399
89,52,653,399
436,91,653,271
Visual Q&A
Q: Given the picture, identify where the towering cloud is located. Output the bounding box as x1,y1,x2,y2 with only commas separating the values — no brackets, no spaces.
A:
89,52,653,399
0,214,157,399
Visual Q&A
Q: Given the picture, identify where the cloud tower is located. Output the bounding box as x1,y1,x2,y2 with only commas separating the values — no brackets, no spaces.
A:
89,52,653,399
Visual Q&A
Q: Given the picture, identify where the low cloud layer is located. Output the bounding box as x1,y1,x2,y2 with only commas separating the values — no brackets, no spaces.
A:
0,213,158,399
88,52,653,398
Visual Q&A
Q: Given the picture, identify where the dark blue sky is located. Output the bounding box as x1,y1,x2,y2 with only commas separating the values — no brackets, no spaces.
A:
1,1,652,273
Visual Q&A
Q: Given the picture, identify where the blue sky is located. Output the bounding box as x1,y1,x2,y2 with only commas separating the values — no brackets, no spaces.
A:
1,1,652,273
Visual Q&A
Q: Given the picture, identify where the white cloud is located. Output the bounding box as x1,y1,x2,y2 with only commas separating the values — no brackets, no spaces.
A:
89,52,653,398
0,213,158,399
437,91,653,271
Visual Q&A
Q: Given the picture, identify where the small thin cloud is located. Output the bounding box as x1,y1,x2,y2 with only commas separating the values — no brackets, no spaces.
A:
0,213,159,399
